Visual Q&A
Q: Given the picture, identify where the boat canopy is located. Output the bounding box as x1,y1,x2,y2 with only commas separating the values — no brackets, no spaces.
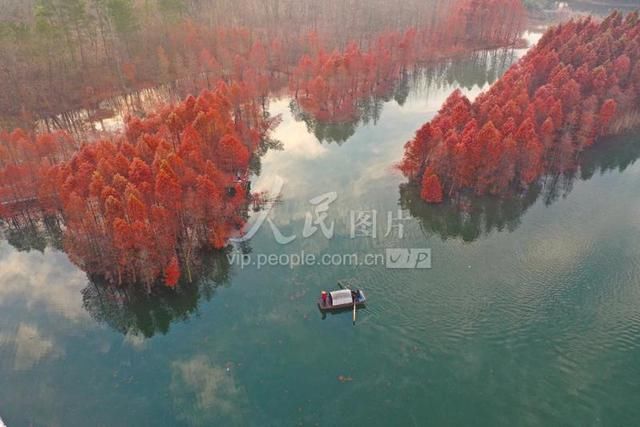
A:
330,289,353,305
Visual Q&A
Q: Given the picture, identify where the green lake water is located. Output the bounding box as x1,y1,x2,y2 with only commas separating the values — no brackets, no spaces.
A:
2,40,640,426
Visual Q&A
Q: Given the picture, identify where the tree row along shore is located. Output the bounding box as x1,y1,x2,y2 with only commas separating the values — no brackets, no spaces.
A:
400,11,640,203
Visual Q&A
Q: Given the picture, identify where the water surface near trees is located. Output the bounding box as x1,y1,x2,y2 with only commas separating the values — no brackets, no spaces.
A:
2,38,640,426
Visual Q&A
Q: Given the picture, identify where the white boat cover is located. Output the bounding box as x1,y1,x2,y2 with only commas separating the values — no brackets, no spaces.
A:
330,289,353,306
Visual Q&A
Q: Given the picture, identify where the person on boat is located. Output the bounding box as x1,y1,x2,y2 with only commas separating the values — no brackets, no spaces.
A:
351,290,357,302
321,291,328,306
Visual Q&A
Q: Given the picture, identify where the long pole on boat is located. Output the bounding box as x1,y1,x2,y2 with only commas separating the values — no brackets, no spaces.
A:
352,298,357,324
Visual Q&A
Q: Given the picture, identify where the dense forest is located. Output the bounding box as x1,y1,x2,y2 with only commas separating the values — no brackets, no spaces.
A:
290,48,518,144
400,130,640,242
400,11,640,203
0,0,526,289
0,0,524,128
1,83,274,288
289,0,525,124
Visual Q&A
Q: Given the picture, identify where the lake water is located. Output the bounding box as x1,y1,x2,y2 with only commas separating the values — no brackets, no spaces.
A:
2,38,640,426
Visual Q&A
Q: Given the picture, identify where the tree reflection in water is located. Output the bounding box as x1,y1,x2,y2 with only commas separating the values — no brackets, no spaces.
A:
0,214,246,337
400,133,640,242
2,215,64,253
289,48,517,144
80,248,233,338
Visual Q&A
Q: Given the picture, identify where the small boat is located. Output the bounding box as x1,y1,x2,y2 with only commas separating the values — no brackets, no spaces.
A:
317,288,366,311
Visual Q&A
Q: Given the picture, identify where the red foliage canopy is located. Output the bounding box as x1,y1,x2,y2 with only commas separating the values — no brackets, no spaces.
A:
53,82,276,288
421,173,444,204
164,256,181,287
1,82,275,289
400,11,640,202
290,0,525,125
